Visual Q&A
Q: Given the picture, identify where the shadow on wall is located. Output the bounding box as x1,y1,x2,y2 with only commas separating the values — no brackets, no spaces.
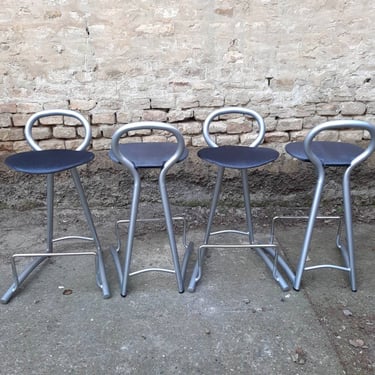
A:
1,149,375,225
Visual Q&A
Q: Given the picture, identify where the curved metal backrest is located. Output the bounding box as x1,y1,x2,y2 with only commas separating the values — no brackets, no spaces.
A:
25,109,92,151
203,107,266,148
304,120,375,171
111,121,186,174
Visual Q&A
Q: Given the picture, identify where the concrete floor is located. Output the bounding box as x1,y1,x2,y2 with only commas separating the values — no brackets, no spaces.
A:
0,207,374,374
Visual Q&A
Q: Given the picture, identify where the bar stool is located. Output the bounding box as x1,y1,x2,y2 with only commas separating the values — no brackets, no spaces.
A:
284,119,375,291
109,121,194,297
188,107,295,292
1,109,110,304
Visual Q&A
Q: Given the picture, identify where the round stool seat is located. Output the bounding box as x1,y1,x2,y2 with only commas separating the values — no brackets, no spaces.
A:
198,145,279,169
109,142,189,168
5,149,94,174
286,141,364,166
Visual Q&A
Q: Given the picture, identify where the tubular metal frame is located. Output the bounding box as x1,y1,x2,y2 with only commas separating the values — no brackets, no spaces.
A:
110,121,194,297
283,120,375,291
1,109,110,304
188,107,295,292
111,217,193,286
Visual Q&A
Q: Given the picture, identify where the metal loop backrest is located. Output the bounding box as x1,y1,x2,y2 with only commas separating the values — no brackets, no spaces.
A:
25,109,92,151
203,107,266,148
111,121,186,173
304,120,375,171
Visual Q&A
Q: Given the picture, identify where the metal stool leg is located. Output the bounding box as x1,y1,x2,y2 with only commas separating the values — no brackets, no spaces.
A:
1,174,55,304
241,169,254,243
109,121,193,295
47,173,54,252
70,169,110,298
159,172,184,293
204,167,225,244
242,169,291,291
188,166,224,292
342,170,356,291
293,167,325,290
284,120,375,290
1,171,110,304
188,165,292,292
110,168,193,296
284,170,357,292
120,173,141,297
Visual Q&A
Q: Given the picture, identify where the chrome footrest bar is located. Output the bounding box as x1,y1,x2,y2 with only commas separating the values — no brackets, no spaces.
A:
53,236,94,243
110,216,194,291
270,215,355,289
1,250,97,305
1,256,48,304
130,268,175,276
188,239,292,293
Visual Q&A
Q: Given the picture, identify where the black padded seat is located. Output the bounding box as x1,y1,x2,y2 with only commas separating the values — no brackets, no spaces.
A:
5,149,94,174
198,145,279,169
286,141,363,166
109,142,188,168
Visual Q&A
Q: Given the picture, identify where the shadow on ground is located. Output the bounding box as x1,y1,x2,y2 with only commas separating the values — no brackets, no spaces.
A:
0,207,374,374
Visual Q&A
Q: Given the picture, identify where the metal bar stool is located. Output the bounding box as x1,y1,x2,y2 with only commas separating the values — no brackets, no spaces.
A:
109,121,194,297
1,109,110,304
284,119,375,291
188,107,295,292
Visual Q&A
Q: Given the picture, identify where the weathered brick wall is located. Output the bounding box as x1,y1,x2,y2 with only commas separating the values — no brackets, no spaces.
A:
1,1,375,153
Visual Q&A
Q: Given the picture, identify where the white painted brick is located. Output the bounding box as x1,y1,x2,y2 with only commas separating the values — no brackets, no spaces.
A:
98,125,116,139
13,140,30,152
340,102,367,116
43,101,69,110
151,95,175,109
0,114,12,128
264,131,289,143
39,139,65,149
32,127,52,140
240,133,259,145
0,128,24,141
142,110,168,122
92,138,111,151
0,141,14,152
276,118,303,132
17,103,43,113
209,121,227,133
289,130,310,142
176,97,199,109
39,116,64,126
128,129,151,137
339,130,364,142
315,130,339,141
0,103,17,113
142,134,168,142
65,139,87,150
12,114,32,127
316,103,340,116
91,112,115,125
53,126,77,139
174,121,202,136
199,95,225,107
116,112,131,123
69,99,97,111
191,135,207,147
216,134,239,146
167,109,194,123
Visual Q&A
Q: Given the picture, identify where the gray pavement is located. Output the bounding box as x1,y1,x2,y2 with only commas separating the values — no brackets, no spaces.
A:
0,207,374,374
